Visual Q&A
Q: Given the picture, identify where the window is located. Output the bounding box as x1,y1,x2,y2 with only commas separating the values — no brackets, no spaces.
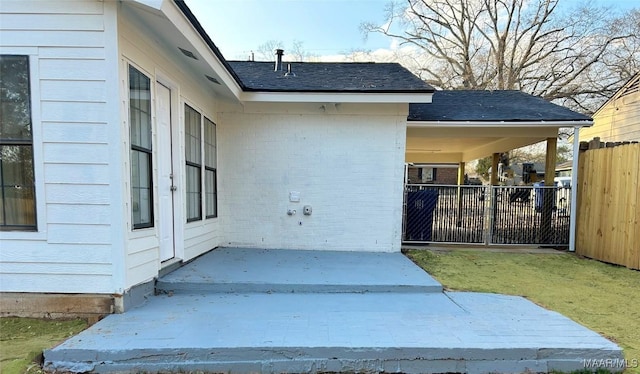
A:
0,55,36,230
204,117,217,218
420,167,435,183
184,104,217,222
129,65,153,229
184,104,202,222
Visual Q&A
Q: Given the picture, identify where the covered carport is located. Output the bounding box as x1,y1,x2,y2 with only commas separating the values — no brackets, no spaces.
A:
405,90,593,250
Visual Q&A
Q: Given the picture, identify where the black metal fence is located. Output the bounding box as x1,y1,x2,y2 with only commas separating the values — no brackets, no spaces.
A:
403,184,572,246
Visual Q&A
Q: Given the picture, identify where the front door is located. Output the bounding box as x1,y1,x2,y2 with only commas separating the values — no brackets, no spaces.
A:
156,83,176,262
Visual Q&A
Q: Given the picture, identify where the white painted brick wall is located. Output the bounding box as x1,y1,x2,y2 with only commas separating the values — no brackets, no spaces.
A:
219,104,407,252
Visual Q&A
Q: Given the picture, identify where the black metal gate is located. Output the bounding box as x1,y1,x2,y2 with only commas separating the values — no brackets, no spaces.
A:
402,184,571,246
403,185,486,244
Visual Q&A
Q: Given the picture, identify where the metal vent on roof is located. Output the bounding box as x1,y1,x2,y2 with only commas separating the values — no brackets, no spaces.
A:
178,47,198,60
284,64,296,77
205,75,220,85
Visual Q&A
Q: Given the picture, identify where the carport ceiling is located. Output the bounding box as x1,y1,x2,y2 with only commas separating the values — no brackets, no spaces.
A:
405,125,559,163
406,91,593,164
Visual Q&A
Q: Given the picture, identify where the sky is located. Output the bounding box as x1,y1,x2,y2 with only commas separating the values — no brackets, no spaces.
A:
185,0,638,62
185,0,396,60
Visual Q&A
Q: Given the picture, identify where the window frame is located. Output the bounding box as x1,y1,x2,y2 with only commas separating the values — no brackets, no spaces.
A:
204,117,217,219
128,64,154,230
184,104,202,222
0,54,37,231
183,104,218,223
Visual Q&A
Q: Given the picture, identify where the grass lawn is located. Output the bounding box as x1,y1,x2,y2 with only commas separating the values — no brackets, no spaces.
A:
407,249,640,374
0,317,87,374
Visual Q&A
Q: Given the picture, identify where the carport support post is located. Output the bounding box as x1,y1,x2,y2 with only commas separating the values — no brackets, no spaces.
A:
489,153,500,244
569,126,580,252
541,137,558,244
491,153,500,186
456,162,465,227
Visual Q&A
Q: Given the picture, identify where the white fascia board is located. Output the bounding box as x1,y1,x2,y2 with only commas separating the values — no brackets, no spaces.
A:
158,0,243,100
408,120,593,128
131,0,164,10
240,91,433,104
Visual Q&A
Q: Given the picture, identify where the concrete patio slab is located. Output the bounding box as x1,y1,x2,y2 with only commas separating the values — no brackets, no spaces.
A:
44,248,624,373
157,248,443,294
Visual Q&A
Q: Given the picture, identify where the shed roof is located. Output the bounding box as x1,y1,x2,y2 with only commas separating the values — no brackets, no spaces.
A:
228,61,435,93
409,90,591,122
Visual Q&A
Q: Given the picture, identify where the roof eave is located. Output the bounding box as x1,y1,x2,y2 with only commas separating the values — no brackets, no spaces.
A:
592,72,640,117
240,91,434,104
407,120,594,127
170,0,246,97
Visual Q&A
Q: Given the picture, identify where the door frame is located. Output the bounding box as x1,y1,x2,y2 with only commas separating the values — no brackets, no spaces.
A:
156,72,184,264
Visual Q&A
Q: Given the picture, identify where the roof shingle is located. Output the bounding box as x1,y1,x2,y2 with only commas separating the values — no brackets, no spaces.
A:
409,90,591,122
228,61,435,93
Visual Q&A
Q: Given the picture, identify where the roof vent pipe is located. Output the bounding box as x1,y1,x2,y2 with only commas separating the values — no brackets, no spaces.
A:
275,49,284,72
285,63,296,77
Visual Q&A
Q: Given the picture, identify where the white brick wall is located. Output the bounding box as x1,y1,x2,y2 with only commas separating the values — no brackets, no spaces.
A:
219,103,407,252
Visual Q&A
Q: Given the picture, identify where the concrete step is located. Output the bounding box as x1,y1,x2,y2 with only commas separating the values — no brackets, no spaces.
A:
45,346,622,374
156,248,443,294
44,292,624,374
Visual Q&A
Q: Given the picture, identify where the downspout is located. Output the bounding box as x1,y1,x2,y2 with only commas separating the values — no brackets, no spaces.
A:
569,125,581,252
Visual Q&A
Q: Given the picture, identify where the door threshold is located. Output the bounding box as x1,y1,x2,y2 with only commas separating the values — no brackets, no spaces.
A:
159,258,182,277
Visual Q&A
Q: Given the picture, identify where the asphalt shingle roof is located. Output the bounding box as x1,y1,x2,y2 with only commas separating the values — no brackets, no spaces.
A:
409,90,591,122
228,61,435,93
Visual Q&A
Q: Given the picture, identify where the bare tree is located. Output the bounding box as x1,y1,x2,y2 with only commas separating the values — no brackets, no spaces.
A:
256,40,284,61
290,40,309,62
255,39,316,62
362,0,639,113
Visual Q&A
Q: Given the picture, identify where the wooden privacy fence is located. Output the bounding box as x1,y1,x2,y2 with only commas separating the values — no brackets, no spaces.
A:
577,140,640,270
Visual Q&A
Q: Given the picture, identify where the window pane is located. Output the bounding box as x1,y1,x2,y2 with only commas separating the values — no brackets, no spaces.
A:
1,145,34,185
204,117,216,168
0,56,31,141
205,168,217,218
0,145,36,226
184,104,201,164
186,164,201,221
131,150,152,227
2,183,36,226
129,66,151,150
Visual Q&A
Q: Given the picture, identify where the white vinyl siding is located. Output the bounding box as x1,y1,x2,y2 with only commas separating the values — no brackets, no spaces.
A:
118,3,223,287
0,0,119,293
